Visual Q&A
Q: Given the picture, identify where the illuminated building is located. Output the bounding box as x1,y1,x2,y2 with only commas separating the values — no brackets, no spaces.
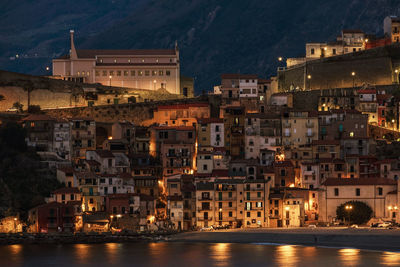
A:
52,30,183,95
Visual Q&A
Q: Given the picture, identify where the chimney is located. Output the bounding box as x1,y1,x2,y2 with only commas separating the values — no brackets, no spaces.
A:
70,30,78,60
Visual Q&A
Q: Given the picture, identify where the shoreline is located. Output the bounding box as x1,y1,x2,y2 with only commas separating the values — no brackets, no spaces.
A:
0,231,175,246
168,228,400,252
1,228,400,252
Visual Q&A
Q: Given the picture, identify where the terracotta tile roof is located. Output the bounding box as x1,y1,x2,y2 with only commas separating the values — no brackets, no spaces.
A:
157,103,209,110
322,178,397,186
273,160,294,168
95,150,115,158
59,49,177,59
357,89,376,94
74,171,97,179
152,126,194,131
22,114,56,121
198,118,223,124
97,62,177,66
53,187,80,194
212,169,229,177
85,160,101,166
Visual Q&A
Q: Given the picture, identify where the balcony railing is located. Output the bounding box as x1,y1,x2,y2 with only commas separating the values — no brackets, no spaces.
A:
198,206,212,212
283,122,291,128
198,196,213,201
306,122,314,128
197,217,213,221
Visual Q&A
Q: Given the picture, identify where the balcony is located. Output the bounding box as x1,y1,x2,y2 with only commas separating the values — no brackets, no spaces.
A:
244,188,264,191
306,122,314,128
216,196,237,201
283,122,291,128
303,170,315,175
284,132,291,137
305,132,314,137
197,217,213,221
72,133,94,140
198,196,213,201
198,207,212,212
245,196,264,200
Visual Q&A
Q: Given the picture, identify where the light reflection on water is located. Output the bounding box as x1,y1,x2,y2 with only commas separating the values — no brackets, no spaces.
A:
0,242,399,267
275,245,299,266
209,243,231,267
381,252,400,266
338,248,361,267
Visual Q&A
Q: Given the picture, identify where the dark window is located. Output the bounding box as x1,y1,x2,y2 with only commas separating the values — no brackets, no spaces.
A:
378,187,383,196
356,188,360,196
334,188,339,196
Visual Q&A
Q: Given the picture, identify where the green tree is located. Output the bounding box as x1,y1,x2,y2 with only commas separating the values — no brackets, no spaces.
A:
0,122,61,220
12,102,23,112
336,201,373,225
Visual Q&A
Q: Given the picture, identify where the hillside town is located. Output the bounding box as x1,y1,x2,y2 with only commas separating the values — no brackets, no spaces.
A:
2,16,400,234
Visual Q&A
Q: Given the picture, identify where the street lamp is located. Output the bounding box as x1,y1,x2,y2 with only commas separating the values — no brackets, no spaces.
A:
345,205,353,225
278,57,283,62
351,72,356,88
109,75,112,87
392,119,395,131
307,74,312,90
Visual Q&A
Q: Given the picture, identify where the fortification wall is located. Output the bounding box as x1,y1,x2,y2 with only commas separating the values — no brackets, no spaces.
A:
278,45,400,91
44,95,217,125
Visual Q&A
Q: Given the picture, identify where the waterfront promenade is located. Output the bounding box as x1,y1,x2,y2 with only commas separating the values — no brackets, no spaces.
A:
169,228,400,251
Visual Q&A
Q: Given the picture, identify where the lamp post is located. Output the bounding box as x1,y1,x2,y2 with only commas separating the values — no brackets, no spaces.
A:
396,69,399,84
307,74,312,90
351,72,356,88
392,119,395,131
109,75,112,88
14,217,17,233
345,205,353,225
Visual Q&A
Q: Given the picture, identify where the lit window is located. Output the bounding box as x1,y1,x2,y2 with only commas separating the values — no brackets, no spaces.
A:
109,71,114,76
156,59,159,63
86,72,90,76
138,71,143,76
142,59,145,63
114,59,117,63
128,59,131,63
350,132,354,137
124,70,128,76
159,70,164,76
152,70,157,76
95,71,100,76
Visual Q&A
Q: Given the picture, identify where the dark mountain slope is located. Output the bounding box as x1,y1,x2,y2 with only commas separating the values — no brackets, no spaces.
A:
1,0,400,91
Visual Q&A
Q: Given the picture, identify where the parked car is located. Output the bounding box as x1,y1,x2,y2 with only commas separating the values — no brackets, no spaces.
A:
350,224,359,228
6,107,19,112
200,226,214,231
377,222,392,228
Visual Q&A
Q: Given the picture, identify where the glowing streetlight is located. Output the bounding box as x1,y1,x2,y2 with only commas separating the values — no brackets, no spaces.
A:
345,205,352,225
45,66,50,71
109,75,112,87
278,57,283,62
285,206,290,211
351,72,356,88
307,74,312,90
